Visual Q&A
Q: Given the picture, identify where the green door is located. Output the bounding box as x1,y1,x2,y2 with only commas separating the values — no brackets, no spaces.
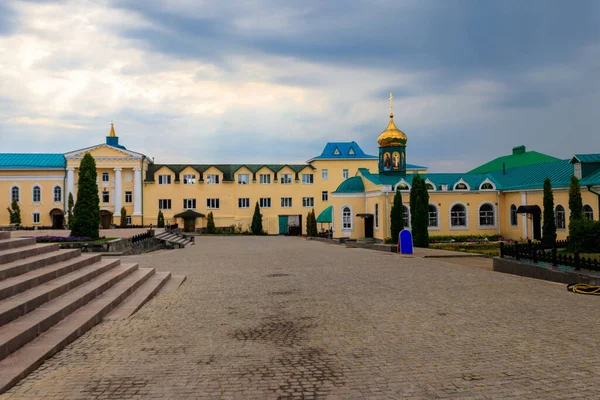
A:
278,216,288,235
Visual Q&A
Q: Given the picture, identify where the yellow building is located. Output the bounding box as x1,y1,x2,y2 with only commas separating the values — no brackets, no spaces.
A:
1,99,599,240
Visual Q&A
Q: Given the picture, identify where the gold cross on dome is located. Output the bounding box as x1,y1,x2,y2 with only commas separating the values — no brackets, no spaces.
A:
389,92,393,115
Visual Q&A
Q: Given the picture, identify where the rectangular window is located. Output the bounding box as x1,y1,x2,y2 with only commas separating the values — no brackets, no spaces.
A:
183,174,196,184
280,174,292,184
125,191,132,203
158,199,172,210
102,191,109,203
125,171,132,183
206,174,220,184
33,212,40,224
158,175,171,185
302,174,314,184
322,191,328,202
126,216,132,225
281,197,292,208
259,174,271,184
183,198,196,209
302,197,314,208
102,172,109,182
322,169,328,180
238,174,249,184
342,169,349,179
207,198,220,209
238,198,250,208
260,198,271,208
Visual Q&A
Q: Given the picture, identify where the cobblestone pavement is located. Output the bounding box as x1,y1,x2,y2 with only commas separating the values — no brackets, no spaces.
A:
3,237,599,399
11,228,148,238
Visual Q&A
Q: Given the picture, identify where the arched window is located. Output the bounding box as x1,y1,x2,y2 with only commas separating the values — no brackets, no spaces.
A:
510,204,518,226
397,183,409,191
479,203,495,227
11,186,19,202
428,205,438,228
426,183,434,191
402,205,410,227
455,183,468,190
583,204,594,220
375,204,379,229
342,207,352,229
32,186,41,202
53,186,62,202
555,205,566,230
480,182,494,190
450,204,467,227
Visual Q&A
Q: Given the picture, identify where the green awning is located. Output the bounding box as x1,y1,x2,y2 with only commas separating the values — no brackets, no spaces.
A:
316,205,333,223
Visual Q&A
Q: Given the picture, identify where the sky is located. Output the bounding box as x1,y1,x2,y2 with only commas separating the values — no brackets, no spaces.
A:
0,0,599,171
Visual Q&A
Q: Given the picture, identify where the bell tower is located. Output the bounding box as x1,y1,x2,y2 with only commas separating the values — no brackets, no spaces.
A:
377,93,407,174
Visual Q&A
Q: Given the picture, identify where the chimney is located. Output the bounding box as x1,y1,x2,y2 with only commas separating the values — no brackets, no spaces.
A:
512,145,526,155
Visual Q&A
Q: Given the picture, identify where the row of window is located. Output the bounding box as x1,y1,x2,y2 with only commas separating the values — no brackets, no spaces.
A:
159,196,322,210
509,204,595,230
158,171,350,185
100,171,133,183
10,186,62,203
395,181,495,192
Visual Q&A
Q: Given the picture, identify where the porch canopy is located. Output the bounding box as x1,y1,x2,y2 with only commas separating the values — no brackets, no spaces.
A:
173,210,206,219
316,205,333,223
516,205,541,215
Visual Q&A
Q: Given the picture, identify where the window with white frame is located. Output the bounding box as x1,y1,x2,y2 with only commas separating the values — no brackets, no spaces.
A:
53,186,61,202
479,204,495,226
238,174,249,184
397,183,409,191
402,205,410,227
259,174,271,184
207,198,220,209
158,199,172,210
342,169,349,179
375,204,379,228
281,197,292,208
125,171,132,183
260,198,271,208
454,182,468,190
510,204,518,226
428,205,438,227
302,197,314,207
126,216,132,225
280,174,292,184
322,191,328,201
206,174,219,184
450,204,467,227
102,172,109,182
158,175,171,185
301,174,314,184
33,212,40,224
555,205,566,229
32,186,41,202
11,186,19,202
480,182,494,190
102,191,109,203
183,198,196,209
238,198,250,208
125,191,132,203
183,174,196,184
322,169,328,180
426,183,434,191
342,207,352,229
583,204,594,220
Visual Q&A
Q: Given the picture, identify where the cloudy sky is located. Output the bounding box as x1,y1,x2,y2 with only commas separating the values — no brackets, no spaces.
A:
0,0,599,171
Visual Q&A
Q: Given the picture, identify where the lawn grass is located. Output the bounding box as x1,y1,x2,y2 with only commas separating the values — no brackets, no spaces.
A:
430,242,502,257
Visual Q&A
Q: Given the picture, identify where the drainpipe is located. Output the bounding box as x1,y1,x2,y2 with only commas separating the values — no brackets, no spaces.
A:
587,185,600,219
385,191,389,238
497,190,501,235
141,155,145,226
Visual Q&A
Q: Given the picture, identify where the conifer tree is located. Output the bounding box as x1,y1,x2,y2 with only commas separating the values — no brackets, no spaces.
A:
568,175,583,225
542,177,556,246
157,210,165,228
120,206,128,227
67,192,74,229
410,175,430,248
70,153,100,239
7,200,21,225
306,209,317,237
390,188,404,244
206,211,216,233
311,209,318,236
251,202,263,234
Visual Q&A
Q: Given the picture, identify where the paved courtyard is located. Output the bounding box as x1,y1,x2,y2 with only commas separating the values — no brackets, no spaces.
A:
2,237,599,399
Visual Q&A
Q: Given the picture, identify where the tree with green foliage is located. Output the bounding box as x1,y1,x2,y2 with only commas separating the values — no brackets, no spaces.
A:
206,211,216,233
7,200,21,225
157,210,165,228
306,209,318,237
67,192,75,229
568,175,583,226
542,177,556,246
390,188,405,244
120,206,127,227
251,202,263,234
70,153,100,239
410,175,430,248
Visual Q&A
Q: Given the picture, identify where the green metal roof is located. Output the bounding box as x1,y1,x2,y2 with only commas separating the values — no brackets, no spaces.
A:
571,154,600,163
468,146,560,174
333,176,365,193
0,153,66,169
316,205,333,223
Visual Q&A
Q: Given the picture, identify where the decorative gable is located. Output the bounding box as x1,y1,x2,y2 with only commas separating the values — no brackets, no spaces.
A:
348,147,355,155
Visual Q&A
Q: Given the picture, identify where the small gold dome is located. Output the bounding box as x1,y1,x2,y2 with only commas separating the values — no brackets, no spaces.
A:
377,113,407,147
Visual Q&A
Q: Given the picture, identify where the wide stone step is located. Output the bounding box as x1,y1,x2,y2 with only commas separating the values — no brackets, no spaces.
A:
0,244,59,265
0,254,102,302
0,267,154,394
0,233,10,240
0,249,81,281
106,271,170,320
0,263,137,360
0,238,36,252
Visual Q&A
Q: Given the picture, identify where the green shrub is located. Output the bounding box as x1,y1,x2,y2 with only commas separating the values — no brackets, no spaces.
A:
67,192,74,229
157,210,165,228
542,178,556,246
206,211,216,234
390,188,404,244
429,234,502,243
409,175,429,248
569,218,600,253
7,199,21,225
120,207,127,227
70,153,100,239
251,202,263,234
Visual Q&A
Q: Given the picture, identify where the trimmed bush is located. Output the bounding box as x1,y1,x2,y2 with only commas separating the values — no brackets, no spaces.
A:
569,218,600,253
70,153,100,239
429,234,503,243
7,199,21,225
206,211,216,234
410,175,429,248
120,207,127,227
251,202,263,234
568,175,583,225
67,192,74,229
157,210,165,228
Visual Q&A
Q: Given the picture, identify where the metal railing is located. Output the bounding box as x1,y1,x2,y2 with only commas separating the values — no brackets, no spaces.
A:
131,229,154,244
500,240,600,272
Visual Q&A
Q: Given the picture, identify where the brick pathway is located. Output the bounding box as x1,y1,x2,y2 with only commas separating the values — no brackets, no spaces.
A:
2,237,599,399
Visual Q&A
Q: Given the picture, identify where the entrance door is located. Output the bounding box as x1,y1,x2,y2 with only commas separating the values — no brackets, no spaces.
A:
278,216,288,235
532,214,541,240
184,218,196,233
52,214,64,229
364,215,374,238
100,211,112,229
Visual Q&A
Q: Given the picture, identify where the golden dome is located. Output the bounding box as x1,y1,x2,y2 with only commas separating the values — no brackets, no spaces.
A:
377,113,407,147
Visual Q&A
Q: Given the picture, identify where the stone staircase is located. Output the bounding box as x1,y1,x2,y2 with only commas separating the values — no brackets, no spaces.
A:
0,231,184,393
155,231,194,248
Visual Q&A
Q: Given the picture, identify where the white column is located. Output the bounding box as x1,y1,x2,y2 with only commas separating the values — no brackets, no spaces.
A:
133,168,142,216
114,168,122,213
66,168,75,200
521,192,528,239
